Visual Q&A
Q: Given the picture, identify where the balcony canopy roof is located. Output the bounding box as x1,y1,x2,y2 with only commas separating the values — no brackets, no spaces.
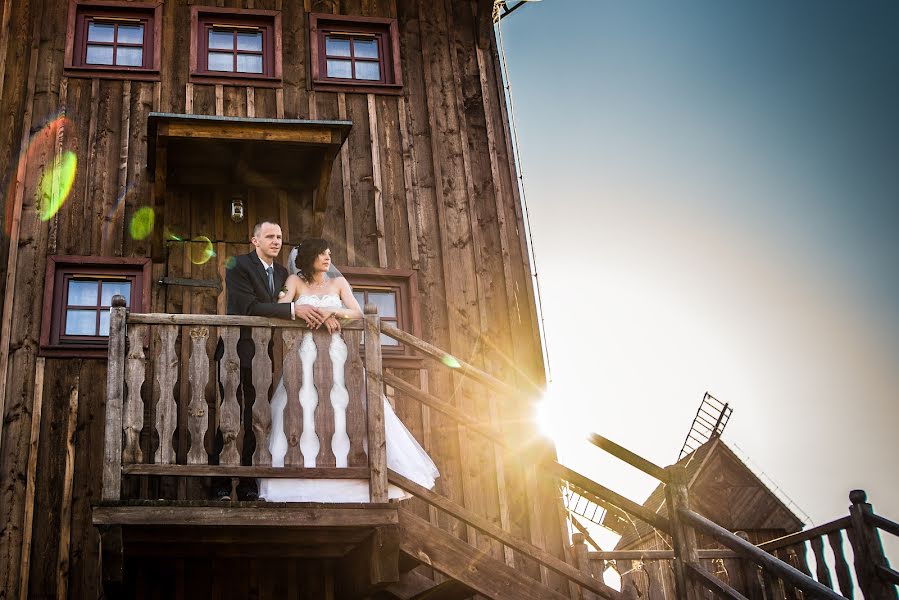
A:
147,112,351,192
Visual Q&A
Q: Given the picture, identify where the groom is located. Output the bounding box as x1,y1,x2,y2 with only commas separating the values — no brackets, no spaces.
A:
216,220,326,499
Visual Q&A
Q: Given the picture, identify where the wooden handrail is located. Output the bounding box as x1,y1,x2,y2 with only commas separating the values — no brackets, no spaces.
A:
547,463,670,533
388,470,624,600
879,564,899,586
128,312,364,329
587,433,668,482
678,508,846,600
686,562,749,600
380,323,533,398
588,549,741,561
867,512,899,538
385,371,672,534
122,465,370,478
757,516,851,552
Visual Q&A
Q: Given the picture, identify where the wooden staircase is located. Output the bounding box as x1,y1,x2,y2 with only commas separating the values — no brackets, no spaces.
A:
97,304,899,600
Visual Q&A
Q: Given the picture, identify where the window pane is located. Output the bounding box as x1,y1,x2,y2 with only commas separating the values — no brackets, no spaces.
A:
117,24,144,44
380,333,399,346
99,310,111,336
236,31,262,52
325,36,351,57
326,59,352,78
116,47,143,67
68,280,99,306
355,60,381,81
208,29,234,50
207,51,234,72
87,22,115,43
353,291,364,307
367,292,396,317
236,53,263,74
66,310,98,336
353,39,379,59
86,44,114,65
100,281,132,306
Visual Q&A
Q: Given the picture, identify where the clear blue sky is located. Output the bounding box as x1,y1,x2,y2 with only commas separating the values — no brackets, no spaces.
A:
501,0,899,553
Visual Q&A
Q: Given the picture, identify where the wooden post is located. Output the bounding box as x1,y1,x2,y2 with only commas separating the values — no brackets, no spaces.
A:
364,304,387,502
847,489,898,600
666,465,701,600
102,296,128,501
573,533,598,600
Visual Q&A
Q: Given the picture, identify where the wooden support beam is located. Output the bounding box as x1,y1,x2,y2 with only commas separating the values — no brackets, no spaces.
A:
92,505,399,528
98,525,124,597
397,509,570,600
383,570,473,600
335,526,400,600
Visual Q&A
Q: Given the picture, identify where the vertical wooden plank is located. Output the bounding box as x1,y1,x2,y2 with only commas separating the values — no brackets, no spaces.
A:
342,330,367,467
396,97,420,268
367,94,388,268
364,305,387,502
847,490,896,600
102,301,128,499
281,329,303,467
56,383,80,600
215,84,225,115
218,326,241,465
154,324,179,465
185,82,194,114
251,327,273,465
246,87,256,118
187,326,210,464
276,87,285,118
313,329,337,467
337,93,355,263
123,325,148,465
17,357,45,600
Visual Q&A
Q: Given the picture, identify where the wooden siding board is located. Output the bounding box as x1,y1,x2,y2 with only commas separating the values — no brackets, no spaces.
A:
281,0,306,119
377,95,413,269
95,79,125,256
346,92,379,268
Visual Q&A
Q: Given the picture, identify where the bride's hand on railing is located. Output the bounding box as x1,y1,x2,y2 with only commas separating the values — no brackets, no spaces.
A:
323,313,341,334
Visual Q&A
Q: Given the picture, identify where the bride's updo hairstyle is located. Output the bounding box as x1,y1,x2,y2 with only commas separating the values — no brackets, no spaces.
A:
294,238,330,283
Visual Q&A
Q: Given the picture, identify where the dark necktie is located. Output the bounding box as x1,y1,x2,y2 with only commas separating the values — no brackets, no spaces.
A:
266,266,274,296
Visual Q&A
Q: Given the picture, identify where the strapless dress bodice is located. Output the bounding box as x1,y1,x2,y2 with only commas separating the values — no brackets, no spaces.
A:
296,294,342,309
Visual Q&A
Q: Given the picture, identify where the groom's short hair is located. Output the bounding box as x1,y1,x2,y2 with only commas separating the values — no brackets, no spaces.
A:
252,219,280,237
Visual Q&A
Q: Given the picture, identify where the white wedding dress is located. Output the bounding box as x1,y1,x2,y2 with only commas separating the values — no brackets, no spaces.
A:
258,294,439,502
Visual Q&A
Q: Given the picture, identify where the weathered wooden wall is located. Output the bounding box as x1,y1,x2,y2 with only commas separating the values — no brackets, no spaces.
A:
0,0,560,597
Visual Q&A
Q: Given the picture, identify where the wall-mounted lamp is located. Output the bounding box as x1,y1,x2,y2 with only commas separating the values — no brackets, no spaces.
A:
231,195,245,223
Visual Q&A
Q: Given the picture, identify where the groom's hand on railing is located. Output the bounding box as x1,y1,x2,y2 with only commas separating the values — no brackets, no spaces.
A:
294,303,327,328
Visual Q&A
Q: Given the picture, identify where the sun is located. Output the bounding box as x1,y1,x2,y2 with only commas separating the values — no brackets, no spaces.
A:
534,386,595,449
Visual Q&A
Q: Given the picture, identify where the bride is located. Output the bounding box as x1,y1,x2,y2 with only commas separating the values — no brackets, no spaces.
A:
258,238,439,502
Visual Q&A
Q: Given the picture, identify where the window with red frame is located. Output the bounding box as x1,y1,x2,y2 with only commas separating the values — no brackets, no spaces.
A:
192,9,280,80
310,14,402,92
67,2,160,72
342,267,420,367
40,257,151,357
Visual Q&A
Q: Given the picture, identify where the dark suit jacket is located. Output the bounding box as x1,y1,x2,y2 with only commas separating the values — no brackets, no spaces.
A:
224,251,292,365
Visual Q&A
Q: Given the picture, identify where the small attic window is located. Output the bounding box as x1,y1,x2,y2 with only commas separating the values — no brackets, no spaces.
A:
191,7,281,84
65,1,162,80
309,14,402,94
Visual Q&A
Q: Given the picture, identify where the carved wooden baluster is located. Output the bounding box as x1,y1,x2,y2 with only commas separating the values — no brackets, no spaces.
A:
827,530,854,599
251,327,273,466
122,324,147,465
759,568,777,600
313,329,336,467
186,326,209,464
281,329,303,467
153,325,179,464
342,329,367,467
298,331,319,467
809,536,834,589
218,326,241,466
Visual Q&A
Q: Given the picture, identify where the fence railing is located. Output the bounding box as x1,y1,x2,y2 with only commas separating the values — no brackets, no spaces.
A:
101,296,388,503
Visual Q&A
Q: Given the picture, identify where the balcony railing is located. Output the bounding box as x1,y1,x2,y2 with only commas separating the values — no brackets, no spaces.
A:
101,295,388,503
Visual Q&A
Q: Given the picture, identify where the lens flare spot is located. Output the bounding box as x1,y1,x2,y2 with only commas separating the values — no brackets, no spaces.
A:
225,256,237,270
189,235,216,265
37,151,77,221
129,206,155,240
441,354,461,369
